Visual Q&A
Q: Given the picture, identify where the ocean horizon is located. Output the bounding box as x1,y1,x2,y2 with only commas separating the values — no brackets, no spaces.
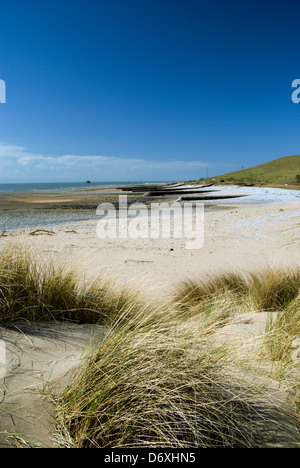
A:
0,181,167,192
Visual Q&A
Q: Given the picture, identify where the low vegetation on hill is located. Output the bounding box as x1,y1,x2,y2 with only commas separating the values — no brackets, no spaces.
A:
203,155,300,186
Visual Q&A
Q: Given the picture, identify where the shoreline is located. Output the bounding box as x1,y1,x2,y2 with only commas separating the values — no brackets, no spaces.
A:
1,196,299,296
0,184,299,232
0,183,246,232
0,183,298,210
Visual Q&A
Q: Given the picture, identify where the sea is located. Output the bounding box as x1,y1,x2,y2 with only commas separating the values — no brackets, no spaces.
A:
0,181,148,192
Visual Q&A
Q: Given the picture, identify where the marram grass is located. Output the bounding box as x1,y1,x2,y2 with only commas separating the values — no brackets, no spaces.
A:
263,293,300,362
173,267,300,315
56,309,262,448
0,246,146,325
0,246,299,448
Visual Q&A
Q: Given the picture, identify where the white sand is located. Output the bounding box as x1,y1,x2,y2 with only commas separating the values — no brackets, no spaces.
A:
2,199,298,296
0,322,103,448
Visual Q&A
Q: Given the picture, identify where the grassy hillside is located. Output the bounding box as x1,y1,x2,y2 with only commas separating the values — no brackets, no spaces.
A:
204,155,300,186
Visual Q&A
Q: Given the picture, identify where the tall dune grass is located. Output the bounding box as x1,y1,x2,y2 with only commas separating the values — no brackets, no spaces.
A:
263,294,300,362
0,246,299,447
0,246,144,325
248,268,300,311
261,294,300,420
55,264,300,448
56,308,268,448
173,267,300,316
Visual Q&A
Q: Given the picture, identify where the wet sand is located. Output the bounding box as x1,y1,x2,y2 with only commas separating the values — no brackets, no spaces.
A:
0,185,125,210
0,184,254,212
0,184,236,232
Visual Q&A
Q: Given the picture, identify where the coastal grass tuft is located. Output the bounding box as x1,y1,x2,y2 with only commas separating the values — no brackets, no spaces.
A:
173,267,300,316
56,308,264,448
260,293,300,420
55,265,300,448
263,294,300,363
248,268,300,311
0,246,144,325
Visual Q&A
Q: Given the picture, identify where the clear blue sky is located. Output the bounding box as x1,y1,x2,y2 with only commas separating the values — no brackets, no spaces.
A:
0,0,300,182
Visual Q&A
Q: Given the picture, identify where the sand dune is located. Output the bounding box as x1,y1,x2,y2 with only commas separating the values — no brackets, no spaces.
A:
0,322,103,448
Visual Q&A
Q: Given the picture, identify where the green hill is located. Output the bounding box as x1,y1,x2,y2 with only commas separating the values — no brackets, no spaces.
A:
204,155,300,187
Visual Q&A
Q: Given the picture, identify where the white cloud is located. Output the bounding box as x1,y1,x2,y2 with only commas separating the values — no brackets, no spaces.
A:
0,142,224,182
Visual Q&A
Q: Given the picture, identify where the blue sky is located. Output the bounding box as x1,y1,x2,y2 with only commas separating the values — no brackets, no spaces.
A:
0,0,300,182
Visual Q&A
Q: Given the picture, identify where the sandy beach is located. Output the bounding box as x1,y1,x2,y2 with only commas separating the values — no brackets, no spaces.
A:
0,185,300,447
0,186,299,295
